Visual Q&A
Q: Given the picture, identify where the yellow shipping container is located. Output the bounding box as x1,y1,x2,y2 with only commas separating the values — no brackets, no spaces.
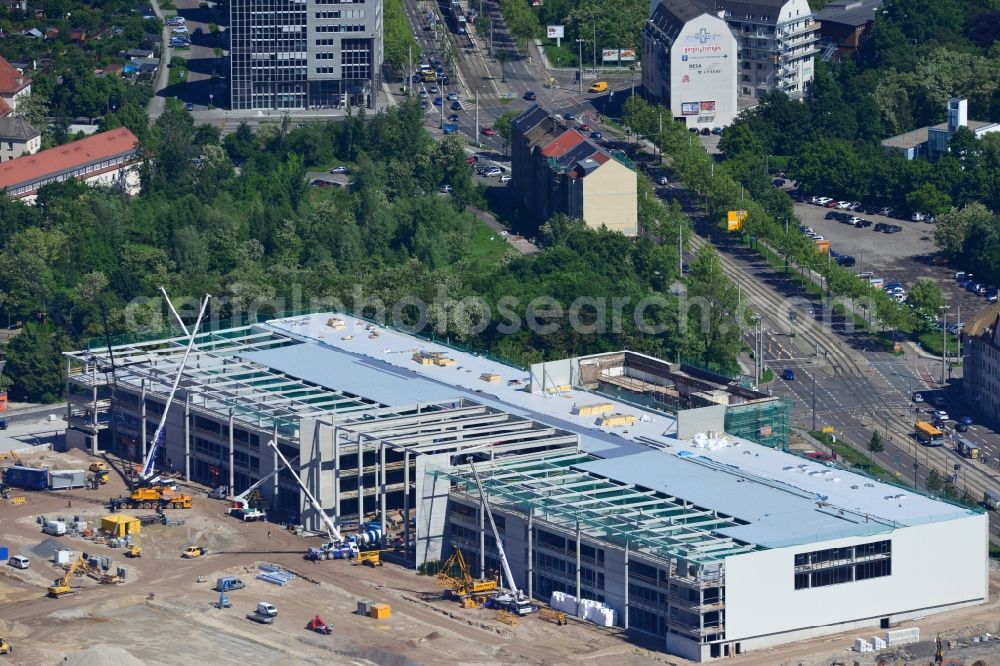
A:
101,514,141,538
369,603,391,620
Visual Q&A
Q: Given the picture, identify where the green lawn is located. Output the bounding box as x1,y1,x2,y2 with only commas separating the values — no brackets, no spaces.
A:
168,60,188,87
809,431,903,486
542,42,578,67
466,218,512,264
917,330,961,356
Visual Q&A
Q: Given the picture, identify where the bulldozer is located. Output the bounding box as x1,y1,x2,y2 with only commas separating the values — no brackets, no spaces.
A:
354,549,385,567
48,553,89,598
125,542,142,558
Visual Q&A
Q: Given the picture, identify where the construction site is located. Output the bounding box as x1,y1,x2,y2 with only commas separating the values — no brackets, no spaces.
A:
0,310,997,663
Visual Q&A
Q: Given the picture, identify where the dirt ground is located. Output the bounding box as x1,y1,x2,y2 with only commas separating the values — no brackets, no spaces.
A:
2,447,1000,666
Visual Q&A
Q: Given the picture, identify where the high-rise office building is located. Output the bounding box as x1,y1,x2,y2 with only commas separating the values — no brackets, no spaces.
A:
229,0,383,110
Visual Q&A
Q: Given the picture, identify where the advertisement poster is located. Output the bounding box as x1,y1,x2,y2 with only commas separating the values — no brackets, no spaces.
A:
619,49,636,61
546,25,564,39
700,100,716,111
681,102,699,115
602,48,619,62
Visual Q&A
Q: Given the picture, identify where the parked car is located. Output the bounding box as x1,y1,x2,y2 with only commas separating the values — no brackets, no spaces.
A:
835,201,853,209
848,216,864,225
482,167,502,177
523,90,536,100
878,207,894,216
432,96,443,105
184,102,194,112
824,200,841,208
450,101,462,110
447,92,459,101
590,130,603,140
8,555,29,569
712,127,723,135
481,126,495,136
448,113,460,122
956,423,969,432
700,127,711,135
854,219,872,228
911,212,926,221
837,255,856,267
884,225,902,233
874,223,888,232
329,166,349,174
932,410,950,422
499,174,512,183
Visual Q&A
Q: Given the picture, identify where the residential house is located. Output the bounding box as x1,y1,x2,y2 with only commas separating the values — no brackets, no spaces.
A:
0,55,32,116
0,116,41,161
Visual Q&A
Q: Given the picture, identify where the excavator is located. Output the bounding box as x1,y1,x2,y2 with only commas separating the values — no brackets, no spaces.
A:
0,636,11,655
111,293,210,512
48,553,89,598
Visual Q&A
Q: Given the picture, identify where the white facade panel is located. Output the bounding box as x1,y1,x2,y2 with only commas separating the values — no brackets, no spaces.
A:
669,14,738,129
724,514,988,646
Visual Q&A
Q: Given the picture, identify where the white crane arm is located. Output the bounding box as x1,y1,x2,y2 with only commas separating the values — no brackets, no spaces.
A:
140,294,211,481
268,440,342,543
468,458,520,598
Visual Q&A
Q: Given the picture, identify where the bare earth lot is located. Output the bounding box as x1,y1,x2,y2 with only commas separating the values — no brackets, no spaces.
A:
2,447,999,666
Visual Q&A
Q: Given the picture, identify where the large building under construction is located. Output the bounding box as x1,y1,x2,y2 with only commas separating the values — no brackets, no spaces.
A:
65,313,988,661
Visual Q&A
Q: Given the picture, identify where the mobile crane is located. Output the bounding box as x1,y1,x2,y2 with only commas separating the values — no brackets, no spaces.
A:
224,452,300,521
467,458,535,616
110,294,210,512
268,440,359,561
48,553,90,598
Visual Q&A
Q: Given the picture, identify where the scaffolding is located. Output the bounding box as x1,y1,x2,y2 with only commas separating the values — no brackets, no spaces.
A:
724,399,792,450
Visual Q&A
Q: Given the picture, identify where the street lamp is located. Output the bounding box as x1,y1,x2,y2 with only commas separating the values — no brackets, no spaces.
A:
939,305,949,385
576,39,585,94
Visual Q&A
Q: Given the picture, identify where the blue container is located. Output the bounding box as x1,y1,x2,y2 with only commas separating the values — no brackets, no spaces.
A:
0,547,8,561
3,465,49,490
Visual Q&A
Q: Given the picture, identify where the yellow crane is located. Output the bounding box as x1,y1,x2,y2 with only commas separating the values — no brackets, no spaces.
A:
436,547,498,602
48,553,89,598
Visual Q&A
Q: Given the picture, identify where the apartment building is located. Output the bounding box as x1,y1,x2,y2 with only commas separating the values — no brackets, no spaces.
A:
963,303,1000,426
229,0,383,110
642,0,738,130
644,0,819,108
511,105,638,236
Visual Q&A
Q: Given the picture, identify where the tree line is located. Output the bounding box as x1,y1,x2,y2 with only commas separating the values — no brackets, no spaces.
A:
0,98,743,402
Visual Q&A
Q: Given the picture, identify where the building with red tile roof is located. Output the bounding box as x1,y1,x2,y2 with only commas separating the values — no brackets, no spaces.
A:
0,128,143,203
0,55,31,116
511,105,638,236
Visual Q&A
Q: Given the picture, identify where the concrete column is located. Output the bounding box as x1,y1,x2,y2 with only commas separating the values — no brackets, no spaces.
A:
228,410,235,495
527,508,534,600
575,521,582,617
91,365,98,454
271,423,279,508
65,358,72,430
623,539,630,630
378,438,386,535
479,499,486,579
140,380,147,461
333,426,340,523
403,449,411,561
183,394,191,481
357,434,364,522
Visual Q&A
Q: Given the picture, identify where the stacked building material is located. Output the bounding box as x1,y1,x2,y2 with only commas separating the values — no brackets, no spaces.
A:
256,564,295,586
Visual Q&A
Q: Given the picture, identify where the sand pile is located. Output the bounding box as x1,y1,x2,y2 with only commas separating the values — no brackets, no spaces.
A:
61,644,145,666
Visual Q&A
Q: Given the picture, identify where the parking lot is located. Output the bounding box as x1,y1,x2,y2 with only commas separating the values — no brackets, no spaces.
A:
793,200,989,320
166,0,227,109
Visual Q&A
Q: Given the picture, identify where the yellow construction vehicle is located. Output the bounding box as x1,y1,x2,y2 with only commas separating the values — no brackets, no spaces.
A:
125,542,142,558
48,553,89,598
181,545,208,559
354,549,386,567
110,486,193,510
0,637,11,655
436,547,499,601
89,461,109,473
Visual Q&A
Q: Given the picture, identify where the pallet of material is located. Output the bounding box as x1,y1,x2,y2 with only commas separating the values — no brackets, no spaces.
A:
546,384,572,394
574,402,614,416
326,317,346,330
597,413,637,427
479,373,501,383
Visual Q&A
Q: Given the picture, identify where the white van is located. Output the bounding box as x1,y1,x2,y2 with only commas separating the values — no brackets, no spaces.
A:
8,555,29,569
42,520,67,536
256,602,278,617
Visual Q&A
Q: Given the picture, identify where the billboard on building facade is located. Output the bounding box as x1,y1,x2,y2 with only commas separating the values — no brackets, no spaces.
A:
700,100,716,111
681,102,699,115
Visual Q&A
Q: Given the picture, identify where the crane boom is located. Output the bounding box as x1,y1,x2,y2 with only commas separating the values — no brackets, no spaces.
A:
229,453,299,508
468,458,520,598
268,439,343,543
140,294,211,481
